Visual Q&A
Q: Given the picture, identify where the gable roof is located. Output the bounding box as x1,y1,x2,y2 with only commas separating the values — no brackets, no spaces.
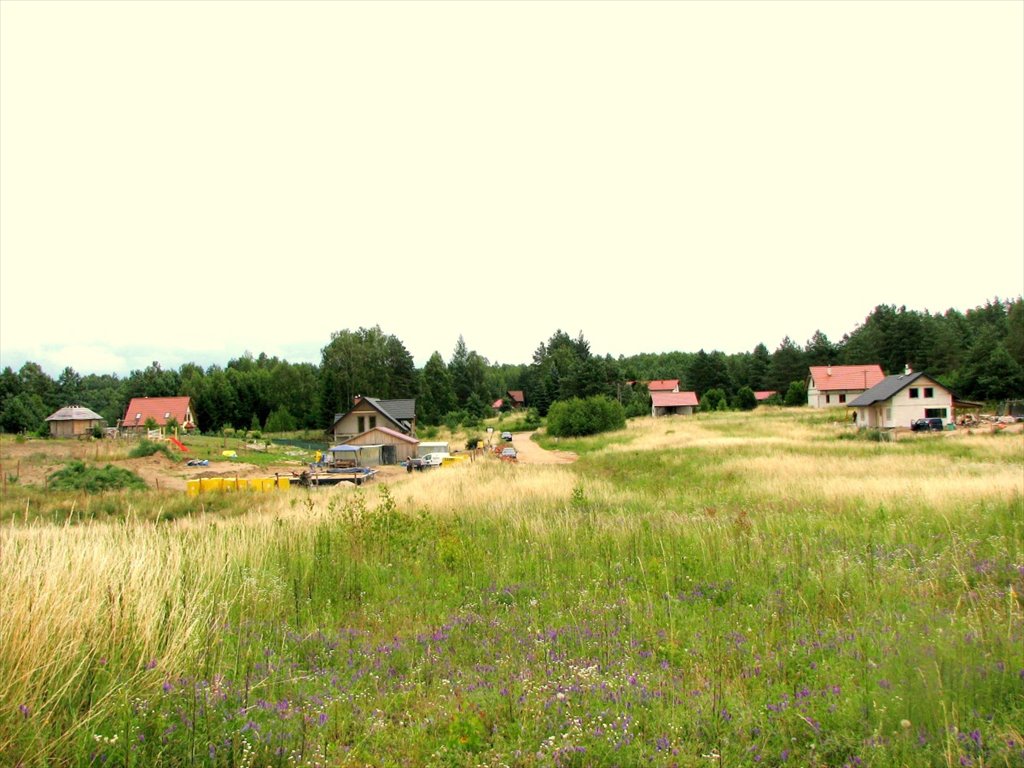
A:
507,390,525,404
846,371,942,407
352,426,419,445
809,365,884,392
648,379,680,392
122,397,193,427
366,398,416,422
754,391,777,401
651,391,699,408
333,396,416,434
46,405,104,422
492,398,504,409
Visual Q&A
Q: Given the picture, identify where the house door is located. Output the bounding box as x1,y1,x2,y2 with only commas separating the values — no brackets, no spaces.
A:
382,445,397,465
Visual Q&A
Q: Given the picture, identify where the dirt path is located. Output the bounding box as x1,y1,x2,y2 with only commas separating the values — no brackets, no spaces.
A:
505,430,577,464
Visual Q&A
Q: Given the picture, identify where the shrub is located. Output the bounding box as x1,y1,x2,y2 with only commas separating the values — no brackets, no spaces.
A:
264,407,298,433
546,395,625,437
701,388,728,412
48,461,147,492
129,439,174,460
735,386,757,411
784,380,808,407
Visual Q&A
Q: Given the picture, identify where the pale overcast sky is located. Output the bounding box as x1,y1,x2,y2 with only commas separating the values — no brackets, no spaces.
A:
1,1,1021,377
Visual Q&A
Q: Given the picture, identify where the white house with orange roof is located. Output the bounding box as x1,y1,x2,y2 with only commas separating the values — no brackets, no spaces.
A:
807,365,884,408
121,396,197,434
648,379,680,393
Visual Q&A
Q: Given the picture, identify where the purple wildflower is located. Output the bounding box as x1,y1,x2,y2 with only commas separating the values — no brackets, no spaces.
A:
18,704,30,719
878,679,892,690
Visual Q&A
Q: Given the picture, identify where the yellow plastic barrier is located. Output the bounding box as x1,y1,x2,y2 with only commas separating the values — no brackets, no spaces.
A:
200,478,223,493
185,476,291,495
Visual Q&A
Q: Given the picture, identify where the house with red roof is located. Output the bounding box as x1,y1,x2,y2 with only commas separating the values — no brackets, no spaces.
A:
648,379,680,393
121,396,196,433
807,365,885,408
506,390,525,409
754,391,778,403
651,390,699,417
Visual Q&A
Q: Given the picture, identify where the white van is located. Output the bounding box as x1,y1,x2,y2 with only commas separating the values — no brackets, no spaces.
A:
420,452,450,467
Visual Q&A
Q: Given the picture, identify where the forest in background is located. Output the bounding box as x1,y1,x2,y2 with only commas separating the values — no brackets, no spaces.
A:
2,298,1022,435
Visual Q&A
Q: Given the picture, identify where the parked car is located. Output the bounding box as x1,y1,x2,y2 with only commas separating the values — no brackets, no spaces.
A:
499,446,517,462
911,418,944,432
501,431,513,441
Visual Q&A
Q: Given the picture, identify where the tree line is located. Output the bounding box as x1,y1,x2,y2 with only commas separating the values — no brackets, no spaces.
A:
1,298,1021,435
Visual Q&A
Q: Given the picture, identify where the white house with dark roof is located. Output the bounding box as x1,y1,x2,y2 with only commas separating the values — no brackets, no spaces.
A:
807,365,885,408
847,371,954,429
329,396,416,443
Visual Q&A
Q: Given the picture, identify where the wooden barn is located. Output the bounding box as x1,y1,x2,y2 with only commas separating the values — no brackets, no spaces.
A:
345,426,420,465
45,405,105,437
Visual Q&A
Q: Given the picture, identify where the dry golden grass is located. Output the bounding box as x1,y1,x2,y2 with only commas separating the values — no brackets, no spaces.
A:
723,450,1023,507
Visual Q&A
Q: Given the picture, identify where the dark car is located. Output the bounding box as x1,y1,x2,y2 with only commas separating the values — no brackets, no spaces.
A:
911,418,944,432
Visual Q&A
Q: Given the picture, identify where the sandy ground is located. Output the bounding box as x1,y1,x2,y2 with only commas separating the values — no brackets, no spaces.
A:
0,431,576,494
501,430,577,464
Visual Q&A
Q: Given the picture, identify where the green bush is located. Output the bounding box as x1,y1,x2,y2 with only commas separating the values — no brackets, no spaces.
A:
784,379,808,406
128,439,174,460
48,461,147,492
701,388,728,411
546,395,625,437
734,386,757,411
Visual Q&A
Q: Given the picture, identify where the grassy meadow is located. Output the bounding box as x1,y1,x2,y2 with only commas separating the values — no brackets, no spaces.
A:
1,409,1022,767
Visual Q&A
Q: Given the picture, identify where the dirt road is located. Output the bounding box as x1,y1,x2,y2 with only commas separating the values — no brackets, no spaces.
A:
503,430,576,465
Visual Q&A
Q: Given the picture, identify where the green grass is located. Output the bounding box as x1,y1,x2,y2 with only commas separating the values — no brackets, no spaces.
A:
2,413,1022,767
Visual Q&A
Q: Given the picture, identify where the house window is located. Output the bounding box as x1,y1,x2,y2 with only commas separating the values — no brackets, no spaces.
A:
826,394,831,404
357,416,365,433
909,388,919,398
369,416,377,429
839,394,846,404
925,408,948,419
924,387,934,398
885,407,892,421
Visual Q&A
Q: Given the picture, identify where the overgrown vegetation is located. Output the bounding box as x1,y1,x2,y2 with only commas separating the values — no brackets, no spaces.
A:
46,460,147,492
2,411,1022,767
127,438,175,460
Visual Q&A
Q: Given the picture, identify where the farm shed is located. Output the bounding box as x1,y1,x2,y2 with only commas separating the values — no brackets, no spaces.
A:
45,405,105,437
121,397,196,434
807,365,884,408
651,390,699,417
346,426,419,464
847,371,954,429
330,397,416,443
648,380,680,393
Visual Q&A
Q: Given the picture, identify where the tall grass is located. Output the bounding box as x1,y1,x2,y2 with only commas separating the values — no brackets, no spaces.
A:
1,411,1021,766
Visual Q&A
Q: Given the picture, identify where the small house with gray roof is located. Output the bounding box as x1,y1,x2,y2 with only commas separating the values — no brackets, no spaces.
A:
45,405,105,437
847,370,953,429
329,396,417,443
